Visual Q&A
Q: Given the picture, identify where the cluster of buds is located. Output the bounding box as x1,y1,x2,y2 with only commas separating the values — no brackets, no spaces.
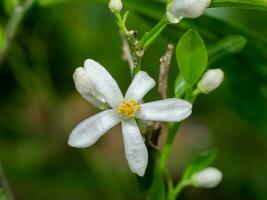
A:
109,0,211,23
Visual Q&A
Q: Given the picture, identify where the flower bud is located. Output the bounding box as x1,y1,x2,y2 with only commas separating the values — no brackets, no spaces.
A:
167,0,211,24
192,167,223,188
197,69,224,94
108,0,123,13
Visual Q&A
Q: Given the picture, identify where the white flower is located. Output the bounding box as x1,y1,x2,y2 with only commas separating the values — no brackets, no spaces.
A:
68,59,192,176
108,0,123,13
167,0,211,24
197,68,224,94
192,167,223,188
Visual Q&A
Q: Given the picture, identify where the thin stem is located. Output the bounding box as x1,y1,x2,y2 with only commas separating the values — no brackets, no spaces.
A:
114,12,129,35
133,55,142,75
174,180,190,198
159,123,181,171
138,15,168,50
119,31,134,74
0,0,35,65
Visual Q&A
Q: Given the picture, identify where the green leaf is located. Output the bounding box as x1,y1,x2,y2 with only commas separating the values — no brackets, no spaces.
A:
212,0,267,10
3,0,20,15
176,29,208,86
182,150,217,181
208,35,247,65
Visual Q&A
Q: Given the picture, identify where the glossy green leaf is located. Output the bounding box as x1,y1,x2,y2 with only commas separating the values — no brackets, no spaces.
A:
182,150,217,181
212,0,267,10
176,29,208,86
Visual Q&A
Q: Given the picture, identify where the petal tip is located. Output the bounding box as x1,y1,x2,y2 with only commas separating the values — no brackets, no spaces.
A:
68,138,79,148
67,135,88,148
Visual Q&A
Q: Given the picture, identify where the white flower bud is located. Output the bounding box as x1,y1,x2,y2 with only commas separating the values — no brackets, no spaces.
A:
192,167,223,188
197,68,224,94
167,0,211,24
108,0,123,13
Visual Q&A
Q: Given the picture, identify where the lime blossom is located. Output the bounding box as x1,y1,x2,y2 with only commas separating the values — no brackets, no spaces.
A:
68,59,192,176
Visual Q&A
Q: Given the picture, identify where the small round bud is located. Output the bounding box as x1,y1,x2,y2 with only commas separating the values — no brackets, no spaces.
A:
192,167,223,188
197,68,224,94
108,0,123,13
167,0,211,24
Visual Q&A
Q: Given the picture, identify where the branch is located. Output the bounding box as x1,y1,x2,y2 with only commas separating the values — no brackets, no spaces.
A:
119,31,134,73
148,44,174,149
158,44,174,99
0,0,34,65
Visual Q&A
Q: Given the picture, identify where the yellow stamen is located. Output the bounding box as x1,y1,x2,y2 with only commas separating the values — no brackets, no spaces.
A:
117,99,141,119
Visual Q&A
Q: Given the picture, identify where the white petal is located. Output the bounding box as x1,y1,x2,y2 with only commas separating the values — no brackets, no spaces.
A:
84,59,123,108
125,71,156,102
68,109,121,148
136,98,192,122
121,119,148,176
73,67,108,110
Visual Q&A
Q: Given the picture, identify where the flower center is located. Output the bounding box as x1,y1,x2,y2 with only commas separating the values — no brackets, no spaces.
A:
117,99,141,119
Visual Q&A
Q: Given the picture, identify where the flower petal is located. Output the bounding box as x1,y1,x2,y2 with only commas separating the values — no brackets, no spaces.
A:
84,59,123,108
125,71,155,102
121,119,148,176
136,98,192,122
73,67,108,110
68,109,121,148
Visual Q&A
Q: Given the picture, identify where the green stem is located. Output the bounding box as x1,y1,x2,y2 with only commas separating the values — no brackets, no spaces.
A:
0,0,35,65
114,12,129,35
174,181,186,197
133,55,142,75
138,14,168,50
159,123,181,171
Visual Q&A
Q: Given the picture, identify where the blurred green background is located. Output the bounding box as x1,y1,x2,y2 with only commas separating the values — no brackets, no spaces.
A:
0,0,267,199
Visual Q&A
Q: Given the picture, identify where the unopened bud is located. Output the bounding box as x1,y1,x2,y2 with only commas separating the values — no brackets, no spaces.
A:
167,0,211,24
108,0,123,13
192,167,223,188
197,69,224,94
